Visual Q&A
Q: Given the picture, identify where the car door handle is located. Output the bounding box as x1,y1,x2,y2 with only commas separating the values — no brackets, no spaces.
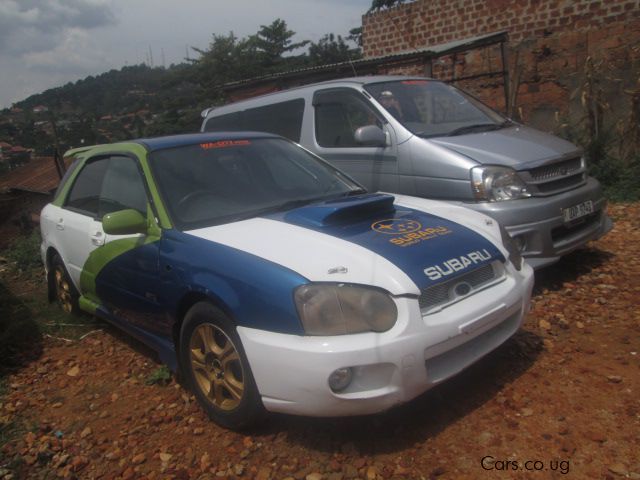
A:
56,218,64,230
91,231,105,246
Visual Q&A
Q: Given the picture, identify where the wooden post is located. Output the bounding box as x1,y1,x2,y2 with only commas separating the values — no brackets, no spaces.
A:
500,40,510,115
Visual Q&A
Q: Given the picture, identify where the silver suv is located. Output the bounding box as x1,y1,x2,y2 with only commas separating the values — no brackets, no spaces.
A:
201,76,612,268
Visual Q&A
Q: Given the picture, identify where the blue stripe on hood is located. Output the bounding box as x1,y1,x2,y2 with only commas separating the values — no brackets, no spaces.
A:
265,194,504,290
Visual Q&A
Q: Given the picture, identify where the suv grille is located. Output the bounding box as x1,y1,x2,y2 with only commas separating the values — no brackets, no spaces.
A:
419,261,504,314
521,156,585,195
529,157,582,181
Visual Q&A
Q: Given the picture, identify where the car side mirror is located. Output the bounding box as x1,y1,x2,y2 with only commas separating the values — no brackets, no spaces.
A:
102,209,147,235
354,125,387,147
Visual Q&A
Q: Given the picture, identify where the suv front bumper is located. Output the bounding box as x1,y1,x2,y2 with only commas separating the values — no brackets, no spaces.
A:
460,177,612,269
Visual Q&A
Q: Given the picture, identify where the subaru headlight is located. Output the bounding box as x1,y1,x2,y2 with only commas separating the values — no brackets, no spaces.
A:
294,283,397,335
471,166,531,201
499,225,523,271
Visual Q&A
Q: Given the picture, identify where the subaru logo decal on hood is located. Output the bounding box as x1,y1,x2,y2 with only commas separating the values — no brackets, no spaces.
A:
371,219,453,247
371,219,422,234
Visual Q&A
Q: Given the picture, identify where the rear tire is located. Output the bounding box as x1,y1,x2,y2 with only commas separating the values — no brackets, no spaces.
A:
179,301,264,430
51,254,80,315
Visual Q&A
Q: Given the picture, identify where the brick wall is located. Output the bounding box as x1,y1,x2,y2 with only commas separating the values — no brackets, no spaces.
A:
362,0,640,129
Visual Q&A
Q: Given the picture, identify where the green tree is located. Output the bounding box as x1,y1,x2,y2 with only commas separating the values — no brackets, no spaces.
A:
348,27,363,48
309,34,361,65
369,0,406,12
190,32,264,101
254,19,309,67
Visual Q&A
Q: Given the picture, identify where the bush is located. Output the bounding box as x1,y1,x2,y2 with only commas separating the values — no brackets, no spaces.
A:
5,229,42,270
599,156,640,202
552,57,640,201
0,282,42,370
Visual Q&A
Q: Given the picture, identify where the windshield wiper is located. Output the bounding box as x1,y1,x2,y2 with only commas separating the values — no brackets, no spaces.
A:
343,188,368,197
230,191,369,221
446,122,507,137
260,195,332,215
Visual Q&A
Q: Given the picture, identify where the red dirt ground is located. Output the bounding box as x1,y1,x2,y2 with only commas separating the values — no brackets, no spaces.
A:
1,203,638,480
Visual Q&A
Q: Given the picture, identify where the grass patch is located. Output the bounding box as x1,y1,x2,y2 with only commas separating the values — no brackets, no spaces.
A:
4,229,43,271
1,231,102,371
145,365,172,386
0,280,42,371
0,269,100,359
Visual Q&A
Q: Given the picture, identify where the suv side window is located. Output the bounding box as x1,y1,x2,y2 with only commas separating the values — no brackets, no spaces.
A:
243,100,305,141
65,156,147,219
204,99,305,142
203,112,242,132
314,89,383,148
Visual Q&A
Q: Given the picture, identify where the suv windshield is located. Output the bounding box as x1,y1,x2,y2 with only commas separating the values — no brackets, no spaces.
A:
364,80,507,138
149,138,364,230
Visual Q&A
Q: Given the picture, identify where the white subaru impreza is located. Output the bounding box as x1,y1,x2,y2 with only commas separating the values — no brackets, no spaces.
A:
40,132,534,429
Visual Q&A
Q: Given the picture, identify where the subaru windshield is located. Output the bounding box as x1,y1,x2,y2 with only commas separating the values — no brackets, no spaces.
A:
149,137,365,230
364,80,509,138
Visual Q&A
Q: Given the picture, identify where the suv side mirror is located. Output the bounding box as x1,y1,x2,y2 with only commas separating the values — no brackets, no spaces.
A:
354,125,387,147
103,209,147,235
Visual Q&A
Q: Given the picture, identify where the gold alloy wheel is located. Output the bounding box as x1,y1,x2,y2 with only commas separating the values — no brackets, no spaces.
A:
189,323,245,411
54,265,74,314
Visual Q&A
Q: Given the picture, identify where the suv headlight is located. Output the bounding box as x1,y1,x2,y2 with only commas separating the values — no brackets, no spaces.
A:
471,166,531,201
294,283,397,335
499,225,523,271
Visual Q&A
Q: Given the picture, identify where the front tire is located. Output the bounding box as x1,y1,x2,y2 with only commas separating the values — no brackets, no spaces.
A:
179,301,264,429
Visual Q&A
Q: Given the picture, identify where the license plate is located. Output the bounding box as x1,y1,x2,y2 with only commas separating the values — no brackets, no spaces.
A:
562,200,594,222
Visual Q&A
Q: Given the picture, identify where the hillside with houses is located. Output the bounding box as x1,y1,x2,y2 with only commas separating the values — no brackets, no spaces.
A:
0,19,361,163
0,64,202,160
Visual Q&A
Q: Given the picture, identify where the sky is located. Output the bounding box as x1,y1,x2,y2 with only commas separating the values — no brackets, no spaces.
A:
0,0,371,109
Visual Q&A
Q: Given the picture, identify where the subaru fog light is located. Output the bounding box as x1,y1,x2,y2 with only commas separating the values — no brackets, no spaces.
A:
328,367,353,392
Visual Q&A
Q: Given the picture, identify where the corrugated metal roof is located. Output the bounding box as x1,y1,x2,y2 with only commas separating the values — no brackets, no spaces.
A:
221,31,508,91
385,31,509,57
0,156,62,195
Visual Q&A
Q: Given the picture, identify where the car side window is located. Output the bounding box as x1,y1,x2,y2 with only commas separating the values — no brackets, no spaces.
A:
314,89,383,148
65,155,148,219
53,157,81,201
99,156,148,218
65,158,109,217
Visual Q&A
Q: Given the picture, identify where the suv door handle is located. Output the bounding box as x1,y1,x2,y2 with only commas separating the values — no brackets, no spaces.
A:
56,218,64,230
91,231,105,246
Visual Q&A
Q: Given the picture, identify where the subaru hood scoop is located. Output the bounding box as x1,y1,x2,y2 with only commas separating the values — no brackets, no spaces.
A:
283,193,395,228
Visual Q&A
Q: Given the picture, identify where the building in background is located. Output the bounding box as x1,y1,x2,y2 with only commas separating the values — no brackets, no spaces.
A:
362,0,640,128
0,156,66,249
221,0,639,135
0,142,33,173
